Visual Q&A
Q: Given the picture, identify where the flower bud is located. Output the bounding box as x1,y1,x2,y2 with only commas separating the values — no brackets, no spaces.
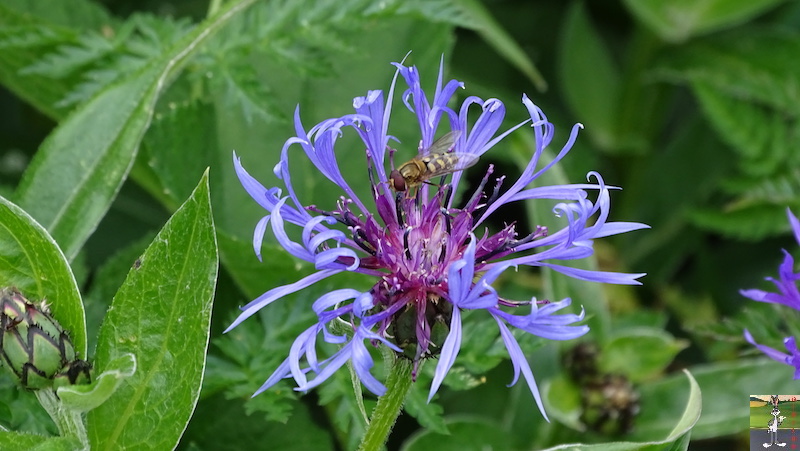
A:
391,295,452,363
0,287,91,390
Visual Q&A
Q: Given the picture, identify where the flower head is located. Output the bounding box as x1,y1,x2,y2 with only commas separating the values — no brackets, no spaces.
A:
742,208,800,378
229,57,648,417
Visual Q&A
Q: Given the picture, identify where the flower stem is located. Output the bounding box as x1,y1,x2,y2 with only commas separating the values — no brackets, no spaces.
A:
357,358,413,451
36,389,88,449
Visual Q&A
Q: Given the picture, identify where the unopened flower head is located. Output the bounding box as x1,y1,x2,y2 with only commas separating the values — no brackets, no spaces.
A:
0,287,91,390
742,208,800,379
229,57,648,417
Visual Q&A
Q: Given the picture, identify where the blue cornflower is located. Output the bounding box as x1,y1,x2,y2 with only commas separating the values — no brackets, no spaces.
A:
742,208,800,378
228,58,648,417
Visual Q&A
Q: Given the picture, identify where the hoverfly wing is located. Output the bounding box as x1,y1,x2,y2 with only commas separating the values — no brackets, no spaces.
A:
426,130,462,155
423,152,480,179
451,152,479,171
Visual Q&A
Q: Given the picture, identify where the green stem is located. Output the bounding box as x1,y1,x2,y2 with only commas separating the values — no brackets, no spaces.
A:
36,390,89,449
357,358,413,451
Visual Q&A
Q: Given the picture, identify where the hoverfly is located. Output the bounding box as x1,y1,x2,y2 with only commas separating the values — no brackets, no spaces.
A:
388,131,479,192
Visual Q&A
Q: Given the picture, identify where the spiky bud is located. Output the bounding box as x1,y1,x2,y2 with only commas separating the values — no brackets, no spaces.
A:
0,287,91,390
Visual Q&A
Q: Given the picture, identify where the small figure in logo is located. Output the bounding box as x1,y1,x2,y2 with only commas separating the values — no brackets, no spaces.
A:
764,395,787,448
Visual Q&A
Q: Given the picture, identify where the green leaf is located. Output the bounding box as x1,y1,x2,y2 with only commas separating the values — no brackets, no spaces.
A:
691,81,798,177
688,203,792,241
217,60,284,126
405,382,448,435
0,373,56,435
657,29,800,114
0,0,113,30
13,63,160,263
400,415,513,451
13,0,258,263
623,0,785,43
0,22,77,119
86,171,218,450
558,1,621,151
541,374,584,431
83,233,155,350
180,392,334,450
140,100,219,209
540,371,701,450
453,0,546,91
0,0,115,119
676,359,799,439
616,116,733,274
0,194,86,356
600,328,688,382
57,353,136,413
0,432,80,451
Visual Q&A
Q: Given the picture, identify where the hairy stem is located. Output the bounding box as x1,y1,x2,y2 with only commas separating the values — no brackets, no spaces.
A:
357,358,413,451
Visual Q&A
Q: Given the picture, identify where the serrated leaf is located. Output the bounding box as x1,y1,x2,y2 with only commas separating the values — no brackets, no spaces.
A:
0,194,86,356
0,0,116,119
86,171,218,450
658,29,800,113
21,31,115,79
623,0,785,43
558,1,621,151
0,20,78,119
13,0,258,263
732,168,800,206
691,81,799,177
218,61,284,125
689,203,791,241
404,383,448,435
600,328,687,382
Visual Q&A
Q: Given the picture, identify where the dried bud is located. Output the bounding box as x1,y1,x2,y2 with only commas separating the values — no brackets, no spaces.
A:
580,373,640,436
0,287,91,390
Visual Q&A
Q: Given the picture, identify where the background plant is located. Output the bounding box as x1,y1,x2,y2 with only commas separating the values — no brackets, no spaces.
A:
0,0,798,449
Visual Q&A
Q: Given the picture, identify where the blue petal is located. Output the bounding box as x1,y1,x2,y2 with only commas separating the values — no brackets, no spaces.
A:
538,263,646,285
225,269,341,332
252,215,270,261
311,289,364,314
493,315,548,421
788,208,800,246
429,307,462,402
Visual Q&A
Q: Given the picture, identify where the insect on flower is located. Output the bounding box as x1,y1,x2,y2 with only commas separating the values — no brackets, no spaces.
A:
388,131,478,192
229,56,649,419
